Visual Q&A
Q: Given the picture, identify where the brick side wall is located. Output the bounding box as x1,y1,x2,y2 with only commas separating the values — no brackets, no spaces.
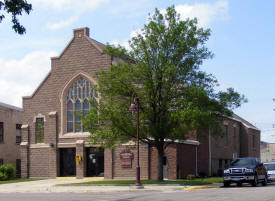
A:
165,145,177,180
149,146,158,180
112,144,149,179
197,134,209,176
0,106,22,172
149,144,183,180
177,143,196,178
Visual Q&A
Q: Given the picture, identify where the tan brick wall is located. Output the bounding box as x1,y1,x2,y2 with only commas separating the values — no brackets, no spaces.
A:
21,28,112,178
29,148,49,177
20,144,28,178
76,140,85,179
104,148,113,179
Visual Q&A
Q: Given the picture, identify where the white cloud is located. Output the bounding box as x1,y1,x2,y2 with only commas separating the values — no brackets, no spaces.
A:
174,0,229,27
46,16,78,30
0,51,57,107
29,0,109,13
110,40,130,50
110,29,144,50
111,1,229,50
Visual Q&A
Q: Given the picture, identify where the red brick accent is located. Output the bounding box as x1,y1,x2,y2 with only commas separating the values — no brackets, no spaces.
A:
177,143,196,178
112,144,149,179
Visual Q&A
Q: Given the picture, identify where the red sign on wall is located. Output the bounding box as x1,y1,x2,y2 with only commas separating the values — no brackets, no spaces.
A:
120,150,134,168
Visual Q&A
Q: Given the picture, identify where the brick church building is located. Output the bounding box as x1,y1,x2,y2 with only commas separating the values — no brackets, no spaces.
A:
20,27,260,180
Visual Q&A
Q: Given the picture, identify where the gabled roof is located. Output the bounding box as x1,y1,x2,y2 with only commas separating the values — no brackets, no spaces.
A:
232,113,259,131
23,27,107,99
0,101,22,111
90,38,106,51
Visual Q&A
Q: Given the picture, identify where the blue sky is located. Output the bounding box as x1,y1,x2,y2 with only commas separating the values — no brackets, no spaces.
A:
0,0,275,142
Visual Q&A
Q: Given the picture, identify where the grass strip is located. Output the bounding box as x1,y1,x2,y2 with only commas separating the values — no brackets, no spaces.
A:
0,178,40,185
58,177,223,186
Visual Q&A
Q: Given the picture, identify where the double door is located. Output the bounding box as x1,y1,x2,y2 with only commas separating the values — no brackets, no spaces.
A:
86,148,104,177
59,148,76,177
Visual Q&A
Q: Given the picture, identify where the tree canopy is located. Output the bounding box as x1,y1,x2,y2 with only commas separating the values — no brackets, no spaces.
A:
0,0,32,34
83,6,247,180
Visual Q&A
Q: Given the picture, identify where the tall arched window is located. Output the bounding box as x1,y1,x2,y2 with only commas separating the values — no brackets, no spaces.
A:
66,77,97,133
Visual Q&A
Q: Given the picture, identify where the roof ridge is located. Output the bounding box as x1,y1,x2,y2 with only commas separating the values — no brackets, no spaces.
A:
0,101,22,111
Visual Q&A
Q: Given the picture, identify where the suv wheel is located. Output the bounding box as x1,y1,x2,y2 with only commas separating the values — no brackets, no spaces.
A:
252,174,258,187
237,182,242,187
262,175,267,186
223,182,230,187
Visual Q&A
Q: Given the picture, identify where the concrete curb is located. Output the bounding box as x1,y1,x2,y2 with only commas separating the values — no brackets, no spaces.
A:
0,179,221,193
184,186,219,190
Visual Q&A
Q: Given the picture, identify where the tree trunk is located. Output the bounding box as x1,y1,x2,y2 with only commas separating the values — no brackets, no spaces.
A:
157,144,164,181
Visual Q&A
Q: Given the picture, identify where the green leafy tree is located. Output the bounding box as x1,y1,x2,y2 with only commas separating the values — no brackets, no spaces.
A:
84,6,247,181
0,0,32,34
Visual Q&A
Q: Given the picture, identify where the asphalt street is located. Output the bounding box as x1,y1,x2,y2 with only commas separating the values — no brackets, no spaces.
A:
1,183,275,201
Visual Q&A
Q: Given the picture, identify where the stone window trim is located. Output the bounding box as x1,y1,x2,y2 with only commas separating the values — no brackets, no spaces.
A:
33,113,46,123
35,117,44,143
30,143,51,149
59,72,99,136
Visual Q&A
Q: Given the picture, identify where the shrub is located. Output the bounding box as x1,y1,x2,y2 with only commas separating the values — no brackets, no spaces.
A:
0,164,15,180
0,172,8,180
186,174,196,180
199,172,207,178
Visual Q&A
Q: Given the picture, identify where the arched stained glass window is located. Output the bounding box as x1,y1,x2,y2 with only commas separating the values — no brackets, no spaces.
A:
66,77,97,133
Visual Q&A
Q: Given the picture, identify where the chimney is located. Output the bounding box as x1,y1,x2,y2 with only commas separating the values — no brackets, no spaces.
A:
73,27,90,38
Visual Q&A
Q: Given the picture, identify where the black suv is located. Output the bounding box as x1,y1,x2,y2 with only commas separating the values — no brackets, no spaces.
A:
223,157,267,187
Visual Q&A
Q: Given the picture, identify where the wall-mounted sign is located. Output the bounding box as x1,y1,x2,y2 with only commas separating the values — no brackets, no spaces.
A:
120,150,134,168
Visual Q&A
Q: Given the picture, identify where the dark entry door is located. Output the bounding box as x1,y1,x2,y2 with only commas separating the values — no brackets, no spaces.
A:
86,148,104,177
60,148,76,177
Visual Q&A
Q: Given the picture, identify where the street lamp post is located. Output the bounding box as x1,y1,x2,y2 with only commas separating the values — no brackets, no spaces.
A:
129,97,141,186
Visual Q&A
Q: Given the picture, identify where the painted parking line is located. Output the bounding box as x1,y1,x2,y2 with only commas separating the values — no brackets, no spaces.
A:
56,177,104,181
56,177,76,180
184,186,219,190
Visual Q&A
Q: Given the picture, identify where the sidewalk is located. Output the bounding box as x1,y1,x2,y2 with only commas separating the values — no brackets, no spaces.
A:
0,179,220,193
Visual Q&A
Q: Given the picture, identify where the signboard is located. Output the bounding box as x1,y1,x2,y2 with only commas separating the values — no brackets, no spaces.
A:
120,150,134,168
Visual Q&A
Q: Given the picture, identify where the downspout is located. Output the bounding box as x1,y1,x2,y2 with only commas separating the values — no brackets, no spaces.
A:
208,127,212,176
195,146,198,176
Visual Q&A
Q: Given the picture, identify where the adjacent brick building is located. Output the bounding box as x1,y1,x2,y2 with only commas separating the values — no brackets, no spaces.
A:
0,102,22,177
198,114,260,177
260,141,275,162
20,27,260,180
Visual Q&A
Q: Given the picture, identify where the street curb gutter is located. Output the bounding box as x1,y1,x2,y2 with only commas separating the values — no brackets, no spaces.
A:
184,186,218,190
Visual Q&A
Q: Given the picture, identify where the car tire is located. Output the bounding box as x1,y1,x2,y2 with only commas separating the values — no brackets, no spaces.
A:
223,182,230,187
252,174,258,187
262,176,267,186
237,182,242,187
